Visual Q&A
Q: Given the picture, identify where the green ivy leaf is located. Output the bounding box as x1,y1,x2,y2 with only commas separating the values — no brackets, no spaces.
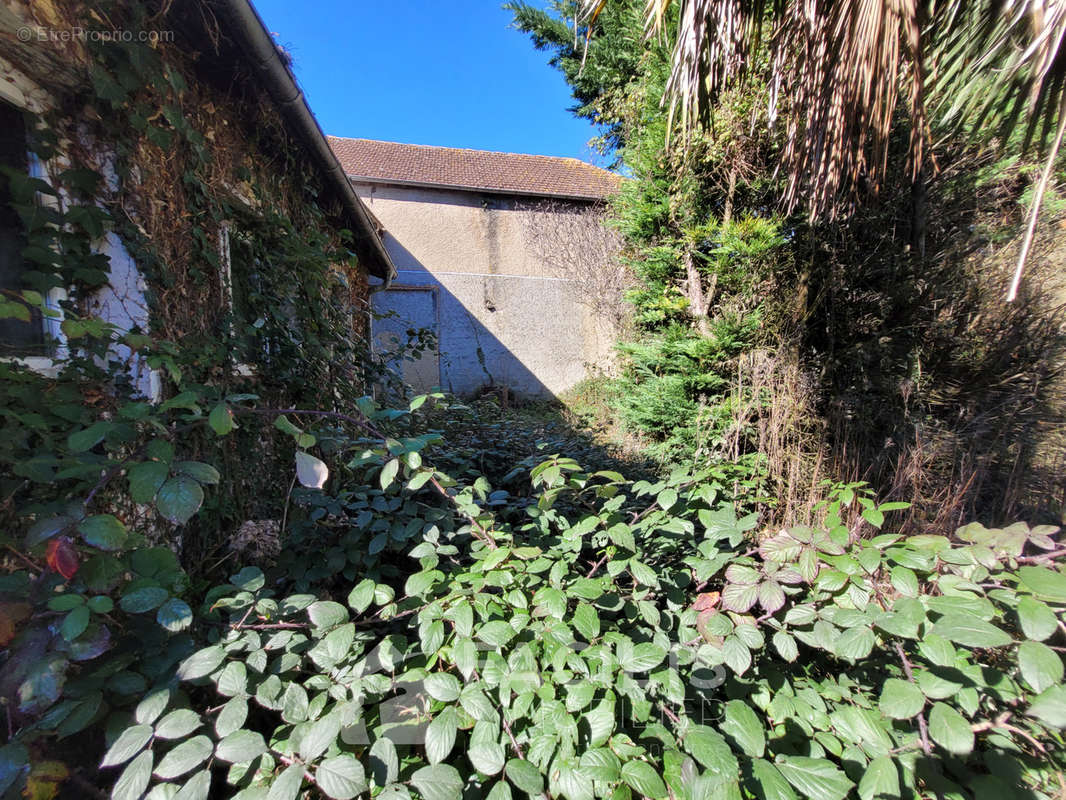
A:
156,475,204,525
411,764,464,800
316,754,368,800
927,702,974,754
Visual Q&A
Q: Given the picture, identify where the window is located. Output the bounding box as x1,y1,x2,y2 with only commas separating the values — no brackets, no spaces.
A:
0,99,45,357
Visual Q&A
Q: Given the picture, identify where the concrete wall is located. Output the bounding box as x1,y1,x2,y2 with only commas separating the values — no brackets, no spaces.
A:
355,182,616,398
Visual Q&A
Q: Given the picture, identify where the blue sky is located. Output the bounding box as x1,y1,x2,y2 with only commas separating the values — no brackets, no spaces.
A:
252,0,605,164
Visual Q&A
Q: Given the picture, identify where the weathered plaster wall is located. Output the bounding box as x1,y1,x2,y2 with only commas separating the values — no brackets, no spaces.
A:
355,182,616,398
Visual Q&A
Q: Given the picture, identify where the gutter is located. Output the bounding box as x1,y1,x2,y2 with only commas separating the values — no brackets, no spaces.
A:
347,174,616,204
207,0,396,281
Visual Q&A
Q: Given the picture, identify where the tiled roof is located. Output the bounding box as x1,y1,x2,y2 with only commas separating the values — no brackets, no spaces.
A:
328,137,621,201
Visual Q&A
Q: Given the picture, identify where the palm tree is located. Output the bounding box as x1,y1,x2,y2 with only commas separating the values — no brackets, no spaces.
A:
581,0,1066,297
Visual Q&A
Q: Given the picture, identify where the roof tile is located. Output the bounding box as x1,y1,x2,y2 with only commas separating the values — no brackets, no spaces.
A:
328,137,621,200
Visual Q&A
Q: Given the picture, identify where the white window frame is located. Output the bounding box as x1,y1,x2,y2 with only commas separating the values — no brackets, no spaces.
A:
0,78,68,376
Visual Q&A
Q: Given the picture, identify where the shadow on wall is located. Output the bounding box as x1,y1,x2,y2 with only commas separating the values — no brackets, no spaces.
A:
370,233,577,400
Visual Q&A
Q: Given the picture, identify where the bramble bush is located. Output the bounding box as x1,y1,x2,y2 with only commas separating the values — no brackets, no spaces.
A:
1,314,1065,800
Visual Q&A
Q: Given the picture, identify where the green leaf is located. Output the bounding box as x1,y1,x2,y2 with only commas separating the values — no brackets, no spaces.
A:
685,726,738,777
424,672,462,702
834,626,875,661
296,451,329,489
317,755,368,799
300,712,342,762
156,475,204,525
773,631,799,662
68,421,111,452
505,759,544,796
79,514,127,550
101,723,153,767
208,403,235,435
426,707,459,764
370,737,399,786
380,458,400,490
573,602,600,641
348,579,376,614
930,613,1012,648
112,750,153,800
60,606,89,641
26,515,73,548
174,769,212,800
468,723,506,775
722,700,765,758
411,764,464,800
128,461,171,504
153,735,213,779
1028,685,1066,727
776,757,853,800
1017,596,1058,641
857,756,899,800
620,760,667,800
1019,566,1066,602
215,698,247,738
578,749,620,783
878,678,925,719
478,620,516,647
154,709,201,740
177,645,225,681
174,461,220,485
157,598,193,632
927,702,973,754
135,687,171,725
267,763,306,800
619,642,667,673
308,601,349,629
1018,640,1064,693
215,729,267,763
750,760,797,800
120,586,170,614
889,567,918,597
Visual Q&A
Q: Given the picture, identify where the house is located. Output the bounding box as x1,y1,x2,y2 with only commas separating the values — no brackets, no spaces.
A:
328,137,623,398
0,0,394,401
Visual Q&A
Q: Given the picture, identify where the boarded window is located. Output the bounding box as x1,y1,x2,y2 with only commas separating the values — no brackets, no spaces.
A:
0,100,44,356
